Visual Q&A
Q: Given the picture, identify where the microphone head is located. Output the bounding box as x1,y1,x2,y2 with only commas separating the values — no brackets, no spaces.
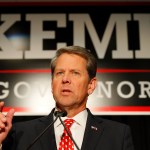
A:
54,111,67,117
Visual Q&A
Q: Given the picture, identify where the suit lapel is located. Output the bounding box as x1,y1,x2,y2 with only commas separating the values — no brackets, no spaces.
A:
34,109,104,150
35,109,57,150
81,109,104,150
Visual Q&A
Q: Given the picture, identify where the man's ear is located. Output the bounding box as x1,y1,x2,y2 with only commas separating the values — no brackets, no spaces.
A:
88,77,97,95
51,80,53,93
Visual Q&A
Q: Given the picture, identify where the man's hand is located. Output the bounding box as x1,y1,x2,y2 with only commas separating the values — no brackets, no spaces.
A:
0,101,15,144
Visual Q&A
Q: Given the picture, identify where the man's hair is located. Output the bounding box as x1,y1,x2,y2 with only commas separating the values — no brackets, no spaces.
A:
50,46,97,80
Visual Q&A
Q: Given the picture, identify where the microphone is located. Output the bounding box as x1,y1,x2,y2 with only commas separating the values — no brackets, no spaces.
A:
54,110,67,117
26,110,67,150
58,116,80,150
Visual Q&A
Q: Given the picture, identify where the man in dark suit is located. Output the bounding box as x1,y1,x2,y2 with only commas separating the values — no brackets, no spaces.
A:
0,46,134,150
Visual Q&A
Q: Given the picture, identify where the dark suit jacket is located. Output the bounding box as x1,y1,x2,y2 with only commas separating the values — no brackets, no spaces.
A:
3,109,134,150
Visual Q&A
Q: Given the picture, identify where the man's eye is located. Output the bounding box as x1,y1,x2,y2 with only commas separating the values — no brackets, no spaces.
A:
56,72,63,75
72,71,80,75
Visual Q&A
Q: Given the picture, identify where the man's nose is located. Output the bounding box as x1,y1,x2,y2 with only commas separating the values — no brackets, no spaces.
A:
62,73,71,83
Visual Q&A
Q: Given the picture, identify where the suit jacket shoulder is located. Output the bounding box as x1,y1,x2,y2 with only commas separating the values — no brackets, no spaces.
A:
3,110,57,150
81,109,134,150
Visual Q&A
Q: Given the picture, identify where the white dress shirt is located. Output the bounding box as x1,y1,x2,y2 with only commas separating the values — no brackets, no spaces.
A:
54,109,88,150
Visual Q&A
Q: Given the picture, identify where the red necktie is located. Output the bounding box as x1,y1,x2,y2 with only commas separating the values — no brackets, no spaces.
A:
59,119,74,150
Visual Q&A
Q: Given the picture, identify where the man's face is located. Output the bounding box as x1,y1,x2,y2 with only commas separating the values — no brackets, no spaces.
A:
51,53,96,111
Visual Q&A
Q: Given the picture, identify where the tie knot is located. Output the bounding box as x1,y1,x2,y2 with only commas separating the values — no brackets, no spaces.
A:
64,119,74,128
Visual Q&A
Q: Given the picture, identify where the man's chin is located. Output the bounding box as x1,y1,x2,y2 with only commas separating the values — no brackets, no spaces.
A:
56,102,75,109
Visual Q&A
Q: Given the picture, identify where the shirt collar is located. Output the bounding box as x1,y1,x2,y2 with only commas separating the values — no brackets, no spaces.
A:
54,108,88,128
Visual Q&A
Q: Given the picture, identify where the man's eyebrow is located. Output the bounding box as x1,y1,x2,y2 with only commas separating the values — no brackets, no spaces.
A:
71,69,81,72
55,68,64,71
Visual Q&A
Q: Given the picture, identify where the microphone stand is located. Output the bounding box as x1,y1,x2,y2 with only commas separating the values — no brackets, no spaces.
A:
26,116,58,150
58,116,80,150
26,111,80,150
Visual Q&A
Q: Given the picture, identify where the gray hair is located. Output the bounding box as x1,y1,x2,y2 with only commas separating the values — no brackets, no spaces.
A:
50,46,97,80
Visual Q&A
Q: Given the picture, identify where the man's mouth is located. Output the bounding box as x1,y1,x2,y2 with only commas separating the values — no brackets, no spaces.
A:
61,89,71,94
62,89,71,92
